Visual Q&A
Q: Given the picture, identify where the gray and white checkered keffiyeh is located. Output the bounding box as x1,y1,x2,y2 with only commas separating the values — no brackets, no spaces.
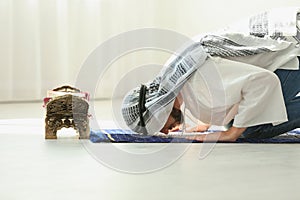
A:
222,7,300,44
122,8,300,135
200,34,272,57
122,42,207,134
249,8,300,44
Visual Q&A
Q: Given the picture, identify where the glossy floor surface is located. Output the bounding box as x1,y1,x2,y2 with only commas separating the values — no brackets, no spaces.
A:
0,101,300,200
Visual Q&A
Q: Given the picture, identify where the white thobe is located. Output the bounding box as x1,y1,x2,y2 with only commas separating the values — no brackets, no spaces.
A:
180,48,300,128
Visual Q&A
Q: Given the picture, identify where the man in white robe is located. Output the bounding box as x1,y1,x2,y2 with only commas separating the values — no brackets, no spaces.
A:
161,55,300,141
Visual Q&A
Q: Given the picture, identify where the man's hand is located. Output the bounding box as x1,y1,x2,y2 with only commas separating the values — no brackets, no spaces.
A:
185,124,210,132
186,126,246,142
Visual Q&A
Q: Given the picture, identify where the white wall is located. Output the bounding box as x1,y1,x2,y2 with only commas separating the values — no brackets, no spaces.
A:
0,0,299,101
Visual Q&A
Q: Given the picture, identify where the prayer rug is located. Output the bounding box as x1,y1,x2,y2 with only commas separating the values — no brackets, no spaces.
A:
90,129,300,143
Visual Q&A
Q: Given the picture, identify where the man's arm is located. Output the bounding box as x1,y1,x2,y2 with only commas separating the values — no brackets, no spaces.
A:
185,69,284,142
186,126,246,142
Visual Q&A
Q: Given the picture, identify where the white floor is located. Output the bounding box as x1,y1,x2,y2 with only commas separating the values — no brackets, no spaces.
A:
1,101,300,200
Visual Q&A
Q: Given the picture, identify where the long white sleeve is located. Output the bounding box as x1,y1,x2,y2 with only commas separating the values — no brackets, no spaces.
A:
181,57,288,127
232,70,288,127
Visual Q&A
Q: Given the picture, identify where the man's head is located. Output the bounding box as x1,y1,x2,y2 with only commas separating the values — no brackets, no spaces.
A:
160,107,183,134
121,43,207,135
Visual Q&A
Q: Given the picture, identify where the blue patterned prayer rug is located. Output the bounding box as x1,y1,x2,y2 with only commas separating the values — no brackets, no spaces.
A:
90,129,300,143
